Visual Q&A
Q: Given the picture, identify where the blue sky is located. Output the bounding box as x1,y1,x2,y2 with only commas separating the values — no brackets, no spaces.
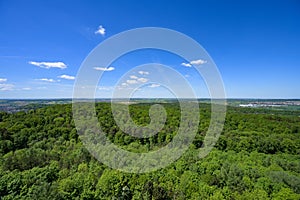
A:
0,0,300,99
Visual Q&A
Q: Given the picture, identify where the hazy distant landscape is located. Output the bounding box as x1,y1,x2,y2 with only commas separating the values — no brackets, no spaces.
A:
1,99,300,113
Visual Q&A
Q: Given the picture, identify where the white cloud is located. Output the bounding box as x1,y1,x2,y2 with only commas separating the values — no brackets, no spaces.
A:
190,59,207,65
22,87,31,90
29,61,67,69
0,78,7,82
93,66,115,71
130,75,138,79
125,77,148,85
138,71,149,75
149,83,160,88
37,78,56,82
126,79,138,84
98,86,113,91
95,25,105,36
37,86,47,89
0,83,14,91
137,77,148,83
181,63,192,67
181,59,207,67
58,74,75,80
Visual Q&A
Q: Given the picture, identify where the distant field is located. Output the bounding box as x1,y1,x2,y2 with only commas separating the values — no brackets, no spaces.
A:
1,99,300,113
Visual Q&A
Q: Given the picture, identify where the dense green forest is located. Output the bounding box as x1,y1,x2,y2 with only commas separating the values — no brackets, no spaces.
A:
0,102,299,199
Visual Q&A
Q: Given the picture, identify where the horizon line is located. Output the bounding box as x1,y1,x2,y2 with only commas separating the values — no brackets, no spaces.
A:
1,98,300,100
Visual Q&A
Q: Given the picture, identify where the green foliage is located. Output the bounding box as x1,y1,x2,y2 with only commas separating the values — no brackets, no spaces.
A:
0,102,299,199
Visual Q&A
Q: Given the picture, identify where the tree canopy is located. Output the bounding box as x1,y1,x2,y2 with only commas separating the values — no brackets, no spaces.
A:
0,102,299,199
